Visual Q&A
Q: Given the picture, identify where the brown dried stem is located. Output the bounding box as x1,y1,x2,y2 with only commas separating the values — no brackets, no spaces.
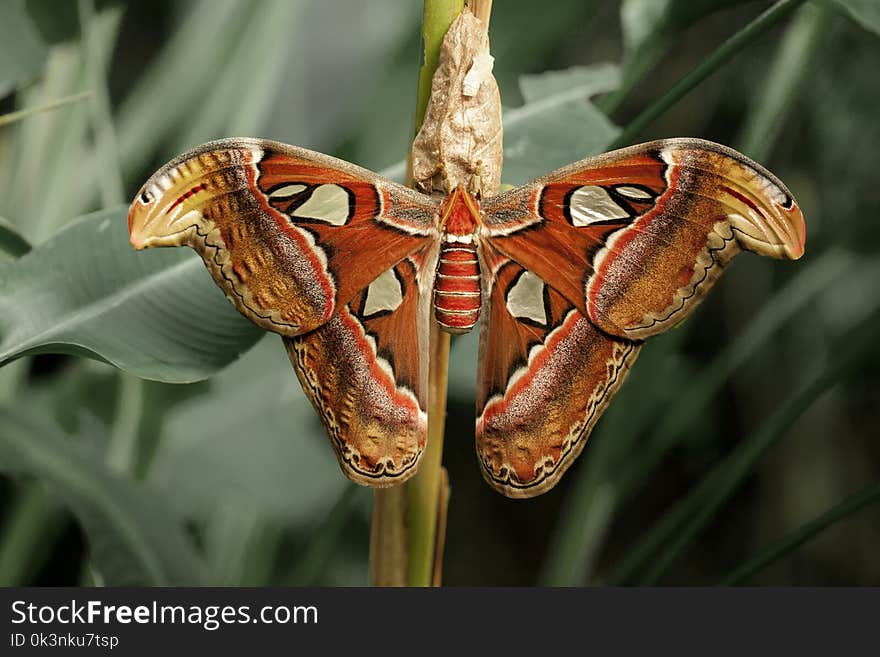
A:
467,0,492,27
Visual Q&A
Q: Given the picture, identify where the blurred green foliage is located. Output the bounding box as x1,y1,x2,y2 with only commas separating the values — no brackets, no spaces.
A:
0,0,878,586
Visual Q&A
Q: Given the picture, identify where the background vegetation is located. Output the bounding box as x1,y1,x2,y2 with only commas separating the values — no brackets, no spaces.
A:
0,0,878,586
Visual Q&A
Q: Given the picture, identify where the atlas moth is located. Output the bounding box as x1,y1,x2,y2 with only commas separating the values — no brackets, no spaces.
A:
128,137,805,498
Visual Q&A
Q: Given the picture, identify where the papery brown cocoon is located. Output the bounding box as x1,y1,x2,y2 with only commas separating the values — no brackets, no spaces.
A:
410,7,503,199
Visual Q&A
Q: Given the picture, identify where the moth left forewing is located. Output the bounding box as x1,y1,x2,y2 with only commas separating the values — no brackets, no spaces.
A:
130,138,442,487
284,241,439,486
128,138,438,337
481,138,806,341
475,243,640,498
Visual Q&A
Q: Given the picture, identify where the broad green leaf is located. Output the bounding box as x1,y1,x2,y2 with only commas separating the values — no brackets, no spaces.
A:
148,335,345,525
829,0,880,35
0,217,31,258
518,63,620,104
736,3,829,161
501,64,621,185
0,404,208,585
0,207,262,382
0,0,48,96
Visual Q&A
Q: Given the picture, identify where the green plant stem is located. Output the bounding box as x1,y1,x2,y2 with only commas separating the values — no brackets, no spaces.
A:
736,2,829,160
539,475,616,585
414,0,466,132
0,91,91,129
407,324,451,585
370,486,408,585
719,480,880,586
404,0,472,588
106,373,144,475
78,0,123,206
370,0,463,587
608,0,806,150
